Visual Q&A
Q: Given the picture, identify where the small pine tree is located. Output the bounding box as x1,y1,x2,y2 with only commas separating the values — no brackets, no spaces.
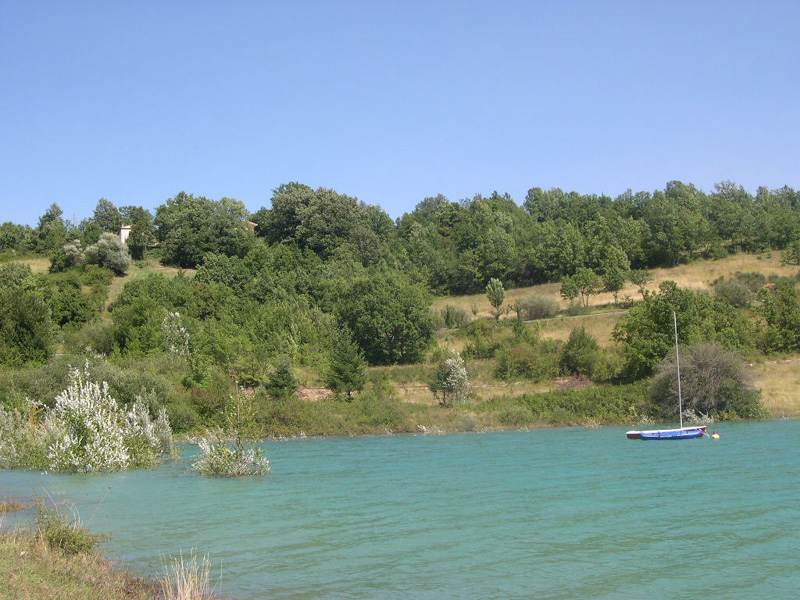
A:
326,330,367,400
485,278,506,319
266,357,299,400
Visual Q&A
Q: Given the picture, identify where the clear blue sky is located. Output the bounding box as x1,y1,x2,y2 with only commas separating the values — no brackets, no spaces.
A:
2,1,799,226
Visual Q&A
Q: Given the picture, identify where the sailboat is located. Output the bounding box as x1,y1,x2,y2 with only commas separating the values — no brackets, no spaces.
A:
626,312,707,441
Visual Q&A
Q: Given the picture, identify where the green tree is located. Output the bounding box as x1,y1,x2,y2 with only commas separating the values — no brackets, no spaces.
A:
560,268,603,307
612,281,753,379
325,328,367,400
337,271,434,365
34,203,67,254
92,198,122,233
120,206,155,261
155,192,254,268
195,253,252,295
0,222,32,252
560,326,601,378
266,357,299,400
599,245,630,305
485,278,506,319
0,264,54,366
629,269,653,299
754,281,800,352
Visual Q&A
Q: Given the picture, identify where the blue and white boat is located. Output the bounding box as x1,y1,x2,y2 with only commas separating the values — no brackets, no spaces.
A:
626,425,707,440
626,312,708,441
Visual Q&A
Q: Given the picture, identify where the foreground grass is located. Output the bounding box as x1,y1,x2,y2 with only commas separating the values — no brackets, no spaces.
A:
0,530,158,600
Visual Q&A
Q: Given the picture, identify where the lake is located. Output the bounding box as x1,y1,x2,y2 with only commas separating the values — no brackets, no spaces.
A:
2,421,798,599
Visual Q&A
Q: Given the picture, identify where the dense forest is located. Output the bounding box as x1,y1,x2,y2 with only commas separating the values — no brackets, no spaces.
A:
1,180,799,437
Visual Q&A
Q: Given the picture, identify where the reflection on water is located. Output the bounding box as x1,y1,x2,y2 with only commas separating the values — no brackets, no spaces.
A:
2,421,798,599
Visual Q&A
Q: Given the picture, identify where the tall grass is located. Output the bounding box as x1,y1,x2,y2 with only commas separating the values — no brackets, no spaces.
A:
33,497,106,556
160,550,214,600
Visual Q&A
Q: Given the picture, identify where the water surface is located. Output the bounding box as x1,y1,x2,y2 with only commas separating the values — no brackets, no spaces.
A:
2,421,798,599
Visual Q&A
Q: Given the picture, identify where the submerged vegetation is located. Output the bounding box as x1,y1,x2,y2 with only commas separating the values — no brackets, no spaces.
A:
0,364,176,472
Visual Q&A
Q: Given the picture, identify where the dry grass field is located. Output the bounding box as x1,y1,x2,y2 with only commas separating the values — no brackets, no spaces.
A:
751,358,800,418
432,253,799,319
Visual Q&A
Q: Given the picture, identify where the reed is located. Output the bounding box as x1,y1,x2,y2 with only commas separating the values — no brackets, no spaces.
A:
0,500,25,513
160,550,214,600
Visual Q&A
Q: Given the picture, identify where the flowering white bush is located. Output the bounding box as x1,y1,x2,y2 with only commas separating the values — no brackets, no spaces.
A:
0,363,176,473
191,437,270,477
162,311,190,357
429,350,470,406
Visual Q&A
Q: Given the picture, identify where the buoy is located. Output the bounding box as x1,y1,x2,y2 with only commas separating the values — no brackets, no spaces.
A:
711,431,720,440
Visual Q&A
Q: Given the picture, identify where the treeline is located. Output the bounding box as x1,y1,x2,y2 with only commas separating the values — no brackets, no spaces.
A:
4,181,800,295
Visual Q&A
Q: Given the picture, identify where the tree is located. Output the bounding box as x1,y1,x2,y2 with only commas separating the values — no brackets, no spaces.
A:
93,198,122,233
34,203,67,254
0,264,54,366
600,245,630,305
84,232,131,276
266,357,299,400
754,280,800,352
119,206,155,260
629,269,653,299
485,278,506,319
155,192,254,268
612,281,753,379
0,222,32,252
651,342,765,419
429,350,469,406
325,328,367,400
560,326,601,378
195,253,252,295
337,271,434,365
560,268,602,307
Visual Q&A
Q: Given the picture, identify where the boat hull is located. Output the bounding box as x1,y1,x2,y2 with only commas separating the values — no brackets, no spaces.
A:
626,426,706,440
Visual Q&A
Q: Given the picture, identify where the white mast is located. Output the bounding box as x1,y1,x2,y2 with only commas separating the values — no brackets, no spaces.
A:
673,311,683,429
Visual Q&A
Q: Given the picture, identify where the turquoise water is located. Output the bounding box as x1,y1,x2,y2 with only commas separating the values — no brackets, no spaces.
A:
2,421,798,599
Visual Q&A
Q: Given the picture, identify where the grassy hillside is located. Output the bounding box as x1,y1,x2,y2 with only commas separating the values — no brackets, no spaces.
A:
7,253,799,425
433,253,798,319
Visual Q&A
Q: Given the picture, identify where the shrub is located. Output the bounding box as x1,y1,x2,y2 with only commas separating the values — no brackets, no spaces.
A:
733,271,767,292
494,341,560,382
34,498,106,555
461,320,504,359
191,438,270,477
651,342,767,420
520,381,648,423
712,277,753,307
560,326,601,379
428,350,469,407
518,294,559,320
564,301,591,316
441,304,470,328
1,364,176,472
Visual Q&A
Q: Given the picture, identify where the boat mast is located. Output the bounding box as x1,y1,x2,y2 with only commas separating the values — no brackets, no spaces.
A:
673,311,683,429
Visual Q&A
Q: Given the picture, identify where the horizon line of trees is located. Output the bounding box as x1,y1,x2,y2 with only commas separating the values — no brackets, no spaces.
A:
2,180,799,296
